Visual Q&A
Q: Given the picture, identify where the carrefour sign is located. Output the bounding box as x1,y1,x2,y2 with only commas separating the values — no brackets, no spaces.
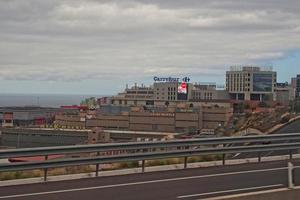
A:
153,76,190,83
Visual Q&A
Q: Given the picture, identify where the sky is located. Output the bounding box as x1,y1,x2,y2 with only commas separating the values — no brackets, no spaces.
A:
0,0,300,95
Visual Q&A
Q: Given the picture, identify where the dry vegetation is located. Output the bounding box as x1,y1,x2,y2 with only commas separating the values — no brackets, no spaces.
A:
0,155,223,181
221,106,295,136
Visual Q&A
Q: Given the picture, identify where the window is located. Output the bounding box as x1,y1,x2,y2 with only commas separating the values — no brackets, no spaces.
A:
137,91,147,94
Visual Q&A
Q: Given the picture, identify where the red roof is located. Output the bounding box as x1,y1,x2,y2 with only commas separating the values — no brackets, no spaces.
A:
61,105,88,110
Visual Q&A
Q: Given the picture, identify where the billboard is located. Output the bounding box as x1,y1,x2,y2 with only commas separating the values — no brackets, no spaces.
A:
253,74,273,92
177,82,188,100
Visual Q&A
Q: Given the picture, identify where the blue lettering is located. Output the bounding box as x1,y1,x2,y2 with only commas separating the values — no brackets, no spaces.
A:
153,76,188,82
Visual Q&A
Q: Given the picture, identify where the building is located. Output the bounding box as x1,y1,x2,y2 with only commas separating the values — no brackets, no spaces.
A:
274,82,295,105
290,75,300,99
291,77,297,89
191,83,229,101
1,112,13,127
226,66,277,101
87,127,175,144
0,128,173,148
109,78,229,107
153,82,192,102
297,75,300,98
110,83,154,106
0,107,61,127
55,104,233,134
109,81,193,106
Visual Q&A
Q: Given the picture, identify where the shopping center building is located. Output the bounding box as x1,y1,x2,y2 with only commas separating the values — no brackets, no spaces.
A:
55,103,233,134
108,76,230,107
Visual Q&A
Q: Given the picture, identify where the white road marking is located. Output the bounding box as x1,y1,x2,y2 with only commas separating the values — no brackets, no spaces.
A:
232,153,240,158
0,167,286,199
177,184,284,199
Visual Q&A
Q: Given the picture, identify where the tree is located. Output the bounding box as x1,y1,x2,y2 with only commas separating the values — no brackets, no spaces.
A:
165,101,170,107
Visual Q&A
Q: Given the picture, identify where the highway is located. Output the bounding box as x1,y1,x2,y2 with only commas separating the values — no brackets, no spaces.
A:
234,119,300,159
274,119,300,134
0,160,299,200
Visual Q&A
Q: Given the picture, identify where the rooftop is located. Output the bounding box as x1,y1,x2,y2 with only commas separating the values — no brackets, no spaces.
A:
229,66,273,72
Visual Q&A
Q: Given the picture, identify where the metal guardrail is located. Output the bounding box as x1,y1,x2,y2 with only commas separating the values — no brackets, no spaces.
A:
1,133,300,159
1,142,300,172
1,133,300,181
1,141,300,181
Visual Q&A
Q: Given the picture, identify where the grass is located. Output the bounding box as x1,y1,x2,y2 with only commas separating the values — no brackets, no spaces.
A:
0,170,42,181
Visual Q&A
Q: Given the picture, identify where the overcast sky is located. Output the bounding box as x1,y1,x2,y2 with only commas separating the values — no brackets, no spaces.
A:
0,0,300,95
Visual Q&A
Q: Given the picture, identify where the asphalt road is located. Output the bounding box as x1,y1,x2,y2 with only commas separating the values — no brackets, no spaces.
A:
274,119,300,134
234,119,300,159
0,160,299,200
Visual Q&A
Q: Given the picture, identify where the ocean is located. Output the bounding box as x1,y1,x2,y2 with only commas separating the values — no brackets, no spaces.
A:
0,94,104,108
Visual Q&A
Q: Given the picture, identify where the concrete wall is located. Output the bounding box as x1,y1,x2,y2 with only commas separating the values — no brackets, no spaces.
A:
1,128,88,148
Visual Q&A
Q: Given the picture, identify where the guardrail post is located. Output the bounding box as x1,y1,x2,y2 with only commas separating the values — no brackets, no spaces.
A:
142,160,145,173
95,164,100,177
222,154,226,165
289,150,293,160
95,152,100,177
184,157,188,169
43,155,48,182
288,162,294,189
258,152,261,162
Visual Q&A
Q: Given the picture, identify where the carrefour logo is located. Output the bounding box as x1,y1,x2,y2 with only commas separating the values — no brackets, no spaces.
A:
153,76,190,83
182,77,190,82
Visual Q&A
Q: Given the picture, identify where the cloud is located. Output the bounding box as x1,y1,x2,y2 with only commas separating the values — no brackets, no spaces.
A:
0,0,299,84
